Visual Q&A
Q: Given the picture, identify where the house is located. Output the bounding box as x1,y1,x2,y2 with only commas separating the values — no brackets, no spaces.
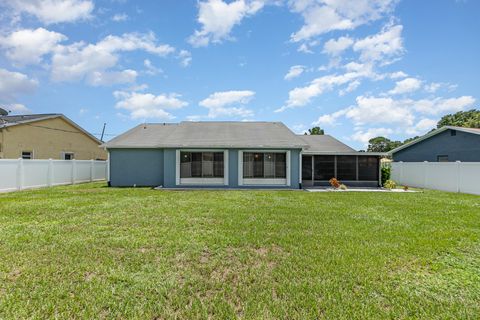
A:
0,114,107,160
104,121,383,189
390,126,480,162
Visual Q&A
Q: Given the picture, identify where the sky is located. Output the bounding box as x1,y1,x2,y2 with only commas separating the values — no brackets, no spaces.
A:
0,0,478,149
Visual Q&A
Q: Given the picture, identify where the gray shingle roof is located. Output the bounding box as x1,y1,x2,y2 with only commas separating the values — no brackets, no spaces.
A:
298,135,356,153
105,121,307,149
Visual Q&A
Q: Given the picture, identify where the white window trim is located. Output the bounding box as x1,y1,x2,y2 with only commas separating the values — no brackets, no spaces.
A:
61,151,75,160
175,149,228,186
238,150,291,187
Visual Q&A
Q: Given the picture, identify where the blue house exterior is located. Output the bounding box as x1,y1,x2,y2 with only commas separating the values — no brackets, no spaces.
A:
109,148,301,189
105,121,383,189
391,126,480,162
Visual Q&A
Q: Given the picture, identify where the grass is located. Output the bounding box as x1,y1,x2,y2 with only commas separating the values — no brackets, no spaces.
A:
0,183,479,319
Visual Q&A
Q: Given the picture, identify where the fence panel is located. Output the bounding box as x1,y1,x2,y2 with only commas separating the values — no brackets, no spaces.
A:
0,159,107,192
0,160,19,192
391,161,480,195
23,160,50,189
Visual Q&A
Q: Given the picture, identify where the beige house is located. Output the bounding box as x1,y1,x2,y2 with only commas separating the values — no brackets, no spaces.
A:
0,114,107,160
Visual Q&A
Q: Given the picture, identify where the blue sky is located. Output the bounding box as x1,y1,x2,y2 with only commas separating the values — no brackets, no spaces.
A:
0,0,478,148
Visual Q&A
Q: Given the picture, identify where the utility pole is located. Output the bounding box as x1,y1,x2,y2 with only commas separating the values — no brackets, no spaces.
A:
100,123,106,142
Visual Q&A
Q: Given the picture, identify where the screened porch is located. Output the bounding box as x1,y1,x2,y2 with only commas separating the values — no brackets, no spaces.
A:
301,154,381,188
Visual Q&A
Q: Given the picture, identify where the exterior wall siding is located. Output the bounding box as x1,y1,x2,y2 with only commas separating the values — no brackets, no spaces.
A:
0,117,107,160
109,148,301,189
109,149,164,187
393,129,480,162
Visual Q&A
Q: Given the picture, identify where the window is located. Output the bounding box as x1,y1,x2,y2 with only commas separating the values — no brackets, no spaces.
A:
313,155,334,180
243,152,286,179
336,156,356,180
450,130,456,136
63,152,74,160
358,156,379,181
180,152,224,178
21,151,32,160
437,155,449,162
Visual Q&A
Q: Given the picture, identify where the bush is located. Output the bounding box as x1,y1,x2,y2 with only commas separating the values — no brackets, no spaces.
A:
384,180,397,190
381,164,391,186
329,178,341,189
339,184,348,190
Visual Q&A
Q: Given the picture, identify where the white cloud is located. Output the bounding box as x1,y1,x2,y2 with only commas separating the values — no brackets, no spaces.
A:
339,79,361,96
143,59,162,75
413,96,475,115
345,95,415,126
0,68,38,101
289,0,397,42
178,50,192,67
1,103,31,114
88,70,138,86
198,90,255,118
188,0,265,47
278,62,378,111
113,91,188,120
353,24,404,64
0,28,67,65
6,0,94,24
111,13,128,22
424,82,457,93
323,36,353,56
284,65,306,80
313,109,348,126
51,32,175,85
298,43,313,54
388,77,422,95
405,118,437,135
389,71,408,79
351,127,394,146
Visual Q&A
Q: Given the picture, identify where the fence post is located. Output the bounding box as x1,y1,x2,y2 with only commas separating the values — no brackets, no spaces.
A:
72,160,77,184
17,158,24,190
90,159,94,182
456,161,461,193
48,159,53,187
423,161,428,189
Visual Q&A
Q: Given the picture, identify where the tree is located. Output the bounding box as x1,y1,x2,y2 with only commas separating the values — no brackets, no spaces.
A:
305,126,324,135
402,136,419,145
437,109,480,128
367,136,402,152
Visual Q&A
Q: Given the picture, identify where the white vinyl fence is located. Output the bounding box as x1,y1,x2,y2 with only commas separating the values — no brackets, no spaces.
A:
391,161,480,195
0,159,107,192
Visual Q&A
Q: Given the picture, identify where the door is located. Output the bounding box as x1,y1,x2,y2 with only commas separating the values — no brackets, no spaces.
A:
302,155,313,187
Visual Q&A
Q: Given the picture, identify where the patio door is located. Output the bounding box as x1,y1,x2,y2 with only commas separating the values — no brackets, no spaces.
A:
301,155,313,187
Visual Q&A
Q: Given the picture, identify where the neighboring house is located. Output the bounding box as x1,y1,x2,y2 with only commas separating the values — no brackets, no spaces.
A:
104,121,383,189
0,114,107,160
390,126,480,162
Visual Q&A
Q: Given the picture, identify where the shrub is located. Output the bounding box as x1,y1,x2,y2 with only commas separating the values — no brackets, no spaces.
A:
384,180,397,190
381,164,391,186
329,178,341,189
339,184,348,190
403,185,409,191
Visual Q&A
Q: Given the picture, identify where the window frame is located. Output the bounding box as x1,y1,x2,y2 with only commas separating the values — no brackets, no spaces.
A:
176,149,228,186
62,152,75,160
21,151,33,160
238,150,291,186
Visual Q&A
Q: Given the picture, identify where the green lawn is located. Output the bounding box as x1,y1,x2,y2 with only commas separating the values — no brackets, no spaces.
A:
1,183,479,319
